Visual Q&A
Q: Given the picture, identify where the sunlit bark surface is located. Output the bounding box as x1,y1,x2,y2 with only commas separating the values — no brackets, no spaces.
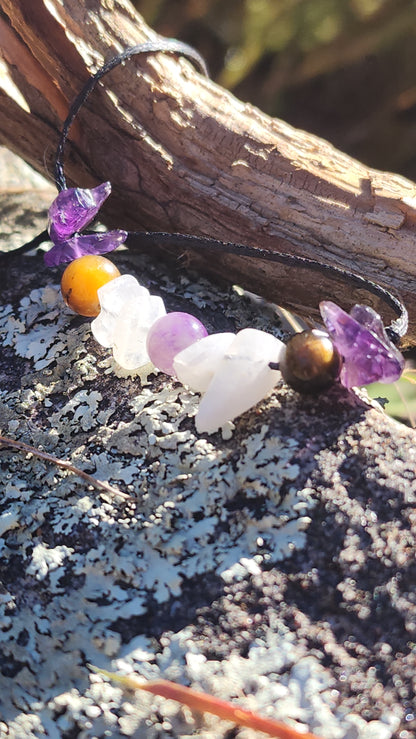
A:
0,0,415,342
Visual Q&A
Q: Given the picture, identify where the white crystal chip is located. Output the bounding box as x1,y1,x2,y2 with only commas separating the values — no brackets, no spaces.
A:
91,274,166,370
176,327,284,434
173,332,236,392
91,274,284,429
91,275,144,348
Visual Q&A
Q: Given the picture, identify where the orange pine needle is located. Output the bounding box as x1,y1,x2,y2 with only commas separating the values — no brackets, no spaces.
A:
91,667,323,739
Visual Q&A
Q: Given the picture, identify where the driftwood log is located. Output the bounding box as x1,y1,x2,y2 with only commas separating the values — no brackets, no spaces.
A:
0,0,415,343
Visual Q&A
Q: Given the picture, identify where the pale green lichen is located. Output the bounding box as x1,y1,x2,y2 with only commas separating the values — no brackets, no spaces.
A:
0,276,400,738
26,543,74,581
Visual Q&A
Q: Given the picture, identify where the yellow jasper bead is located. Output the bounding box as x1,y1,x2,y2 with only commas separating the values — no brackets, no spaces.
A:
61,254,120,317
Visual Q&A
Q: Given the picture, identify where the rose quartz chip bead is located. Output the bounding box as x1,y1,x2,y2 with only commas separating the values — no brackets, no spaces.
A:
146,312,208,375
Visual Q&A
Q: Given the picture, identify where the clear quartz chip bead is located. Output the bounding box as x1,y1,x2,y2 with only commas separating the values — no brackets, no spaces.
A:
91,274,166,370
194,328,284,434
92,275,143,347
173,332,236,392
112,293,166,370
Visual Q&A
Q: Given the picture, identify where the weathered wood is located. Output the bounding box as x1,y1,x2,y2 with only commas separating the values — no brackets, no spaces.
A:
0,0,415,342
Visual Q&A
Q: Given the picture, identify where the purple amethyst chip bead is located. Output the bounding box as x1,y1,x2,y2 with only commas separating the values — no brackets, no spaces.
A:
320,300,405,388
48,182,111,242
44,230,128,268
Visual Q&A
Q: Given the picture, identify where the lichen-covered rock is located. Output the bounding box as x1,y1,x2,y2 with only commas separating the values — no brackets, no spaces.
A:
0,185,415,739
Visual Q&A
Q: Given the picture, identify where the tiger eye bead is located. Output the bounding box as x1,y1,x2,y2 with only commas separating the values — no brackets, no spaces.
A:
280,329,342,393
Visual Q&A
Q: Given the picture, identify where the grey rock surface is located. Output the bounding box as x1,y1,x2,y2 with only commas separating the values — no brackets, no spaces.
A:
0,153,415,739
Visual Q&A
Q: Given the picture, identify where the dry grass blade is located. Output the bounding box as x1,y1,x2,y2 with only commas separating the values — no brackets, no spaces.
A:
403,368,416,385
0,434,133,500
90,667,323,739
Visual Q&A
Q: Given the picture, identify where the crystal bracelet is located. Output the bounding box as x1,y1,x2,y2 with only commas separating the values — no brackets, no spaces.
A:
8,40,408,434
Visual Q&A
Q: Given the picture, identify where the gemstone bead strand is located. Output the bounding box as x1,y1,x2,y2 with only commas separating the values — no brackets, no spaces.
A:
48,186,405,434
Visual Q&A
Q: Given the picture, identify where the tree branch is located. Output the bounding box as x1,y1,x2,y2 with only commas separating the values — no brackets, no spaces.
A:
0,0,415,343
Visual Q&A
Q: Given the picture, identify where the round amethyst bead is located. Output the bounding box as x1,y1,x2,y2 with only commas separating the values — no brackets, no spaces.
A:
146,312,208,375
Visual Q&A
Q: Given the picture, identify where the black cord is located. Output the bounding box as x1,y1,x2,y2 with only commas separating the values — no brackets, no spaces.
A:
54,39,209,192
48,38,408,345
0,230,49,261
124,231,409,343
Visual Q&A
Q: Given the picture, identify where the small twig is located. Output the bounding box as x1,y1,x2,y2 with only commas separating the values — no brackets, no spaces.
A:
90,666,323,739
0,434,133,500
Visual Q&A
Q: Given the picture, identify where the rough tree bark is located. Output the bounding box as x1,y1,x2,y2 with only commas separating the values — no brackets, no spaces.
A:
0,0,415,343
